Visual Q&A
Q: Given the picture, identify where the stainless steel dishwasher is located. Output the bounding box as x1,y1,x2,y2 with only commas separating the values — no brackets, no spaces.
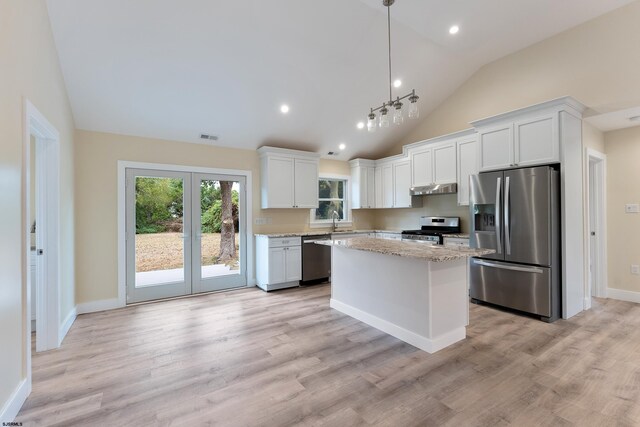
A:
301,234,331,284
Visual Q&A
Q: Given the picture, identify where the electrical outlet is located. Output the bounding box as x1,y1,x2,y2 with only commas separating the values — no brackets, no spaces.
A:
631,265,640,275
625,204,640,213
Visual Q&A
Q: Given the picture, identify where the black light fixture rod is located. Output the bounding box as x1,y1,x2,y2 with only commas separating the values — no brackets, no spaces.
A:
370,89,416,113
387,2,393,104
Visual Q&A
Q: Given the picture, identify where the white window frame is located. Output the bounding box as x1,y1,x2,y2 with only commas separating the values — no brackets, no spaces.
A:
310,173,352,228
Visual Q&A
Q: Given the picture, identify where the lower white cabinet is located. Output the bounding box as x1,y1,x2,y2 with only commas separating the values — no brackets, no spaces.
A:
256,236,302,291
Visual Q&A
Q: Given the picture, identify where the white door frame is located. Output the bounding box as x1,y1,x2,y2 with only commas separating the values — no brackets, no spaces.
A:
117,161,254,308
584,148,607,307
23,100,61,366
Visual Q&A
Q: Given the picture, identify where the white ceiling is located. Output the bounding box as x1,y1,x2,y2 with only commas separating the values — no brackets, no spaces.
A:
585,106,640,132
46,0,634,159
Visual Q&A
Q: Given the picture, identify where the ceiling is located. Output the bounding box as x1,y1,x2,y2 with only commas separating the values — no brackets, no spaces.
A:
585,106,640,132
46,0,634,159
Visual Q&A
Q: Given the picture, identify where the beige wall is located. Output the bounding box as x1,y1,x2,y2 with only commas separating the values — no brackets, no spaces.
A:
605,126,640,293
374,195,470,232
0,0,75,409
372,2,640,233
74,130,374,304
377,1,640,158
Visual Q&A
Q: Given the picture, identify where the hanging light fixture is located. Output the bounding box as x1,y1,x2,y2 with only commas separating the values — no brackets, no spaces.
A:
366,0,419,132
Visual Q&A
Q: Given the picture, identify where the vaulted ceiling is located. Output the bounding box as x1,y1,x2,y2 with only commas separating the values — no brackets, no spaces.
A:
46,0,634,159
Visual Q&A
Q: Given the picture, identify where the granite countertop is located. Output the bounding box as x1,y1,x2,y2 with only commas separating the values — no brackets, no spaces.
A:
315,237,494,262
445,234,470,239
254,230,402,238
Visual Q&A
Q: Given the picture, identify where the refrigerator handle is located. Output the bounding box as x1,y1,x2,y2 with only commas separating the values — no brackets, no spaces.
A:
473,259,544,274
495,177,502,254
505,176,511,255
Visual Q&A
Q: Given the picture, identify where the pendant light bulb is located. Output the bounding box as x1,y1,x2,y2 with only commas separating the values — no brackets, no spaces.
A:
408,94,420,120
367,112,377,132
393,100,403,125
379,106,390,128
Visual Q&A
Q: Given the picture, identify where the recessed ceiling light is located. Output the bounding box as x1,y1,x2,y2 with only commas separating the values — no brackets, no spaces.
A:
393,79,402,88
339,143,346,151
449,25,459,35
280,104,290,114
357,122,365,129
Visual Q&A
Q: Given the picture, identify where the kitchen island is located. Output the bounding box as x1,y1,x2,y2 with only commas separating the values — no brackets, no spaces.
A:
316,238,494,353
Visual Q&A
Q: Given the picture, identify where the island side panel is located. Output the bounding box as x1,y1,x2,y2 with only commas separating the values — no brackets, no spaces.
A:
330,245,467,353
427,259,468,349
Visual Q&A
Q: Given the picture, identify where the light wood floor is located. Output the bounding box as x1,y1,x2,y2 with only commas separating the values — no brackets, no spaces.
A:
17,284,640,426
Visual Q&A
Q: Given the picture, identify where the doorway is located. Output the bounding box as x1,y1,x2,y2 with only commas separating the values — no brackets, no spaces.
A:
586,148,607,308
24,100,62,361
125,168,247,303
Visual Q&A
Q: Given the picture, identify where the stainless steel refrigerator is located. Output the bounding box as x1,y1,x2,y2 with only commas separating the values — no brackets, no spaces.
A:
469,165,561,322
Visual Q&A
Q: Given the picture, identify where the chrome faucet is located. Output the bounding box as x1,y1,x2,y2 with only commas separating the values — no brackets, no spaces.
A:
331,210,340,232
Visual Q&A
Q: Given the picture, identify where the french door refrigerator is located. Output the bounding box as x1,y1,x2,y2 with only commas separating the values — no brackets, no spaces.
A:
469,165,561,322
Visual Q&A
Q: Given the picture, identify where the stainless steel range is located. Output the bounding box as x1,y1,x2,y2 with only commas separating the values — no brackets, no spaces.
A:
401,217,461,245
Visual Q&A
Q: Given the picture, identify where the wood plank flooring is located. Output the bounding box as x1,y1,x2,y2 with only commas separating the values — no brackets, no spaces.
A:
16,284,640,426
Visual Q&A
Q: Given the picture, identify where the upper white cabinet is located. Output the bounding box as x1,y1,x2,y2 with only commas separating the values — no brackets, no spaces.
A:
478,124,513,171
350,159,376,209
410,148,433,187
374,166,383,208
475,111,559,172
381,163,394,208
410,140,456,187
433,142,457,184
514,114,558,167
456,136,478,206
393,160,412,208
258,147,319,209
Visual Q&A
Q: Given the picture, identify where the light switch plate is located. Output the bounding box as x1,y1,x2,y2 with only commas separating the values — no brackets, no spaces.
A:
632,265,640,275
254,217,267,225
625,204,640,213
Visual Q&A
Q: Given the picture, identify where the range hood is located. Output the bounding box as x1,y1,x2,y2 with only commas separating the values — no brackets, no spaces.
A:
410,183,458,196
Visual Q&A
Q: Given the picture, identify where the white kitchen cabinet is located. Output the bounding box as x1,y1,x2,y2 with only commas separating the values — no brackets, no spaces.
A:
350,159,376,209
457,137,478,206
284,246,302,282
476,112,559,172
381,163,394,208
410,148,433,187
478,124,513,171
258,147,320,209
293,159,319,208
514,114,558,167
410,140,456,187
374,166,383,208
393,160,412,208
433,142,457,184
256,235,302,291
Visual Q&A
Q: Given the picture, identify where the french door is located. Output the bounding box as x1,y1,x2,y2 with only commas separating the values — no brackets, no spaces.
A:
126,168,247,304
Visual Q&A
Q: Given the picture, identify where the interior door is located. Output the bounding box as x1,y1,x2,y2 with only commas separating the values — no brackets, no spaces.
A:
126,169,192,303
192,173,247,293
469,171,503,260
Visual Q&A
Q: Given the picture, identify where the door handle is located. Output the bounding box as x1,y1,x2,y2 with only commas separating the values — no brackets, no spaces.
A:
495,177,502,254
473,259,543,274
505,176,511,255
37,249,44,255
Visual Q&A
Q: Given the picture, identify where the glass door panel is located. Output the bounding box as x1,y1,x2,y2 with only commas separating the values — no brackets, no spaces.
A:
126,169,192,303
192,173,247,293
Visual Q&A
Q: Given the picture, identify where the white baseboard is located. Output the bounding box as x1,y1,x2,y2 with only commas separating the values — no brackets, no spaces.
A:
607,288,640,304
330,298,466,354
58,307,77,345
77,298,123,314
0,379,30,422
